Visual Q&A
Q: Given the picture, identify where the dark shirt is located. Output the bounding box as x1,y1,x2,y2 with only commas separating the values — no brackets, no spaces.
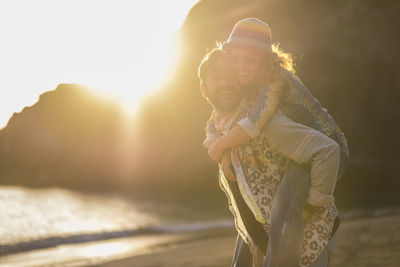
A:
228,180,268,254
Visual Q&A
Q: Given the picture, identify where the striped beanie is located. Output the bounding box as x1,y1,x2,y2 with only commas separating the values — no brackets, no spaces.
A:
223,18,272,53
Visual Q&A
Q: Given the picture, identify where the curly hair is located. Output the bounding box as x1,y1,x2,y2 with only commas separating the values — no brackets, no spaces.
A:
199,43,296,124
250,43,296,130
272,43,295,74
259,43,295,86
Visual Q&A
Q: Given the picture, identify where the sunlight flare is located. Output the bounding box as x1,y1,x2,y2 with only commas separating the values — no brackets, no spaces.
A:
0,0,198,127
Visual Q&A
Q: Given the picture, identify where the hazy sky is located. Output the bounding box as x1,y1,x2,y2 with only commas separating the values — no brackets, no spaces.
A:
0,0,198,128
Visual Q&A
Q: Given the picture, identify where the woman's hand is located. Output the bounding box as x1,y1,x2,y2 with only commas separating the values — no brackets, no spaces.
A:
206,125,251,162
208,137,227,163
220,151,236,182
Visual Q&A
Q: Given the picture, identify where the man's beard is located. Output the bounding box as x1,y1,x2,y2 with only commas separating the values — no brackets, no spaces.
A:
208,86,242,113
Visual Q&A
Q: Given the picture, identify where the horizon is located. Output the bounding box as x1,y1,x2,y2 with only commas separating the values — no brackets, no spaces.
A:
0,0,198,129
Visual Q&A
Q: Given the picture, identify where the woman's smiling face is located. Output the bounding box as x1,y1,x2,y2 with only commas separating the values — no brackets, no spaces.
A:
227,46,263,86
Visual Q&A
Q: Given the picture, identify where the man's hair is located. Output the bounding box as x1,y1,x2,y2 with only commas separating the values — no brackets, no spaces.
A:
198,48,227,87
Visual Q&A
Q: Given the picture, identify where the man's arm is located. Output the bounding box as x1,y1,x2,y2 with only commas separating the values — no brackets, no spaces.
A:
264,110,340,207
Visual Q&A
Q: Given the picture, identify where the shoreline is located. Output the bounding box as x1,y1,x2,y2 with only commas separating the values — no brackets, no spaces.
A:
1,213,399,267
93,213,400,267
0,229,236,267
92,230,237,267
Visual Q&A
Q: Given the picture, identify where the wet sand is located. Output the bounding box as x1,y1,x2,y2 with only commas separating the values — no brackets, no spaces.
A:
95,213,400,267
94,231,237,267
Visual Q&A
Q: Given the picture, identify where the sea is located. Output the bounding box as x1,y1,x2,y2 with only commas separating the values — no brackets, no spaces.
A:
0,186,234,257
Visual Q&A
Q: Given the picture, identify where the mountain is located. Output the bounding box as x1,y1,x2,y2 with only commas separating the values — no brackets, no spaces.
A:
0,84,132,189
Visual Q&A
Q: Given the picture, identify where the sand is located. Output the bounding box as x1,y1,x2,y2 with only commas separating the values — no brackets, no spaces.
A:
94,213,400,267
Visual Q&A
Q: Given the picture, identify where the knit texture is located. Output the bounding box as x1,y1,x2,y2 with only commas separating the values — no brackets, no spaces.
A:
223,18,272,52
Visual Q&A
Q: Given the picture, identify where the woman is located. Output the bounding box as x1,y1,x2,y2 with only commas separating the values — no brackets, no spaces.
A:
205,18,348,177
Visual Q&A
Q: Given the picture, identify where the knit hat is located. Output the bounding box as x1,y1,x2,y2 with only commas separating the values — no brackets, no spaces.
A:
223,18,272,53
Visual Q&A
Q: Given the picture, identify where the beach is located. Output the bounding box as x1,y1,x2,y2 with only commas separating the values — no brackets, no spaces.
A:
1,186,399,267
95,212,400,267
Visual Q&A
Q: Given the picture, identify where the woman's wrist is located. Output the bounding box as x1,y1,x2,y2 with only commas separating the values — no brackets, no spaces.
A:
217,125,252,151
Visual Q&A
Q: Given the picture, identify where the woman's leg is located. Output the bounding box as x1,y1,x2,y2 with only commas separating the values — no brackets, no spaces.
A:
308,229,339,267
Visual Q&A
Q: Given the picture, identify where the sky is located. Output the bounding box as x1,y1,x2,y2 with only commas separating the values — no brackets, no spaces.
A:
0,0,198,128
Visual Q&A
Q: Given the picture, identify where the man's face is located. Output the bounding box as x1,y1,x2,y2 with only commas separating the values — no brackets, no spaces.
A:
227,46,262,86
204,58,241,113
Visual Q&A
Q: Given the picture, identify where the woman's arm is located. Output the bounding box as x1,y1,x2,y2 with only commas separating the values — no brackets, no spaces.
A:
207,124,251,162
207,83,283,162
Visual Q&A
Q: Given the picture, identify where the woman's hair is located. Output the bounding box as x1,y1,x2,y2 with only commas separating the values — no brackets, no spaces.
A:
258,43,295,87
243,43,296,129
199,43,295,124
254,44,295,128
271,43,295,74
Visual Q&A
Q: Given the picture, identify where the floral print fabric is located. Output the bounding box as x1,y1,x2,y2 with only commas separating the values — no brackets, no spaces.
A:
236,129,338,266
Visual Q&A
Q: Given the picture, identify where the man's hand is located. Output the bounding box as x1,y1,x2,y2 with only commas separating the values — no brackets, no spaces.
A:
208,137,226,163
220,151,236,182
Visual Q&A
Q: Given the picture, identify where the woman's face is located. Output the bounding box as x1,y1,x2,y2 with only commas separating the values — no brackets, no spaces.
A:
227,46,263,86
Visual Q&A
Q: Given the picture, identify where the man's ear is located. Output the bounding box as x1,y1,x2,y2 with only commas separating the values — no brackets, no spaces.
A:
200,83,209,99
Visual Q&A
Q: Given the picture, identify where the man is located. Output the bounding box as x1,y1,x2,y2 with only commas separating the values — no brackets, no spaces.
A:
199,48,341,267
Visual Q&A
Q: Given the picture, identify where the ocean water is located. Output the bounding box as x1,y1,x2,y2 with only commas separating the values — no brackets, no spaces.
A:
0,186,233,255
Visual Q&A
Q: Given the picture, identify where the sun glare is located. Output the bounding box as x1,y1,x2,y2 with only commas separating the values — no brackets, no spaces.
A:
0,0,199,127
